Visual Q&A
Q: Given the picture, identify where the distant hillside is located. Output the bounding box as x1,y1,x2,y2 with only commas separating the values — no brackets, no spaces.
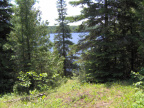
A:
48,26,78,33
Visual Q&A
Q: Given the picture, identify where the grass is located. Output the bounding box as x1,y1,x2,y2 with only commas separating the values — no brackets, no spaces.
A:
0,78,140,108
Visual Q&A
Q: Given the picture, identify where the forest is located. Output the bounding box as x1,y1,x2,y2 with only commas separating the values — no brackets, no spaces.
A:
1,0,144,107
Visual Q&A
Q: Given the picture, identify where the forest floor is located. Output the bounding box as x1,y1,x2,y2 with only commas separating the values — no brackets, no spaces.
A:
0,78,140,108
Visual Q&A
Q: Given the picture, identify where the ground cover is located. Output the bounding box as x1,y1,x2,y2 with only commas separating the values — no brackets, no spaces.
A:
0,78,139,108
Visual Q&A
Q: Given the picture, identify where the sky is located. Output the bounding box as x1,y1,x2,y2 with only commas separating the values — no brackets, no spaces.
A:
34,0,82,26
10,0,79,26
11,0,82,26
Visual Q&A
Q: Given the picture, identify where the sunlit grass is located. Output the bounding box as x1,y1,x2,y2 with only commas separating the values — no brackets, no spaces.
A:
0,78,139,108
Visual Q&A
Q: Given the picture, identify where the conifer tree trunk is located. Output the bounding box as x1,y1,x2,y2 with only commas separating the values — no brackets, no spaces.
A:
25,0,31,71
60,0,66,76
22,23,26,72
55,0,76,77
105,0,108,30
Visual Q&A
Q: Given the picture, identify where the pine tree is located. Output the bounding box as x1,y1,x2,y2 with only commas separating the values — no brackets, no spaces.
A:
0,0,15,93
69,0,144,82
55,0,75,77
137,1,144,65
9,0,51,73
8,0,53,92
69,0,117,82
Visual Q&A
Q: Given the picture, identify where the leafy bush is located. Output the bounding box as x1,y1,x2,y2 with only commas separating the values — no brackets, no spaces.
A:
13,71,63,94
131,68,144,107
78,64,87,83
132,91,144,108
131,68,144,89
13,48,64,95
13,71,49,94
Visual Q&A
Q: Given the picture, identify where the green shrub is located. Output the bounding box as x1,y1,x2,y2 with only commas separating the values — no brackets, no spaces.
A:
132,91,144,108
131,68,144,107
13,71,50,94
78,64,87,83
131,68,144,89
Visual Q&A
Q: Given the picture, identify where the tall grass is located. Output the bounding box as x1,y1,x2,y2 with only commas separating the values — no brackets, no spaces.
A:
0,78,140,108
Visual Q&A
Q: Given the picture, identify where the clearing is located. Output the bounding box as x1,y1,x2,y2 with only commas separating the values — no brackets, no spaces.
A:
0,78,137,108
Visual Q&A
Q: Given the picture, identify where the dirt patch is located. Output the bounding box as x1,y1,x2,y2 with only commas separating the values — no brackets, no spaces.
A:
45,85,113,108
94,101,113,108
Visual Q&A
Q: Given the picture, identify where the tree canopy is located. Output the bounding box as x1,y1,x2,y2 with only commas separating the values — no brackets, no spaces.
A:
69,0,144,82
0,0,15,93
1,0,144,94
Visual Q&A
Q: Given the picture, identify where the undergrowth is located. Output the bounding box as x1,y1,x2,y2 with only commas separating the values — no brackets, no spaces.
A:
130,68,144,108
0,77,140,108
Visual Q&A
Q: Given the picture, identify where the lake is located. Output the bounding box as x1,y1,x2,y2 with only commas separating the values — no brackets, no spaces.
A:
49,32,89,44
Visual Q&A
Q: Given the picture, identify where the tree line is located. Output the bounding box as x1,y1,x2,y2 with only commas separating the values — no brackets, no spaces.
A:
1,0,144,94
0,0,73,94
48,26,78,33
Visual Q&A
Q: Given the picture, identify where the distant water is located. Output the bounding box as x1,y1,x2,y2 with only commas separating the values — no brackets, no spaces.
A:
49,32,89,44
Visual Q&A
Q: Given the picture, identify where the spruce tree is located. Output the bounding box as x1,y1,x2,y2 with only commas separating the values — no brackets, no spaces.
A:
55,0,75,77
0,0,15,93
69,0,144,82
8,0,53,92
9,0,51,73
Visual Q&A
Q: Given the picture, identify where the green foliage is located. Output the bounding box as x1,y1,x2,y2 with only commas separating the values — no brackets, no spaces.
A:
131,68,144,107
0,0,15,93
13,69,63,94
8,0,51,73
0,79,137,108
8,0,65,94
12,47,64,94
13,71,48,94
55,0,78,77
131,68,144,89
78,64,86,83
69,0,144,82
132,91,144,108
